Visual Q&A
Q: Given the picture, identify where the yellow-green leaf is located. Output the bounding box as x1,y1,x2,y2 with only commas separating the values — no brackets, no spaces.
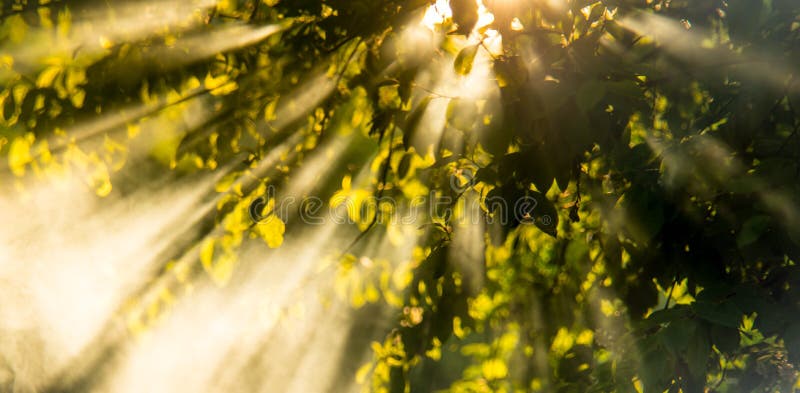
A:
36,66,62,88
6,15,28,43
215,171,240,193
204,72,230,90
200,238,215,269
70,89,86,108
253,215,285,248
8,135,33,176
481,358,508,380
355,362,373,384
65,67,86,93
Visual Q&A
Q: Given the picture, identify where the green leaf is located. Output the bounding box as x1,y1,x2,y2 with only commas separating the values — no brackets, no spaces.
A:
621,186,664,244
639,339,669,390
454,45,479,76
660,317,694,356
645,305,691,326
727,0,764,42
514,147,555,193
693,300,742,329
686,322,710,378
576,80,606,113
711,324,740,354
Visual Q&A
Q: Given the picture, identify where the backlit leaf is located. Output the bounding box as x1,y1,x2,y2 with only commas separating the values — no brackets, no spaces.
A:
454,44,479,76
253,215,285,248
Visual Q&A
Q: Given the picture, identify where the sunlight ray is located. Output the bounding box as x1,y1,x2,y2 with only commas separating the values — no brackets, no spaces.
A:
103,156,376,392
3,0,216,75
146,22,289,67
616,12,797,92
449,191,486,294
0,162,222,389
647,133,800,240
36,128,344,390
103,224,342,393
265,73,336,132
4,0,785,391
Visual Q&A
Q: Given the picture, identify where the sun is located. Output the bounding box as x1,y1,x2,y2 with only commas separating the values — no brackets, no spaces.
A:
421,0,453,31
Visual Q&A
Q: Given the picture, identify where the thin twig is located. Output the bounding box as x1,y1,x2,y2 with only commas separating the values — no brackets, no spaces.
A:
411,83,459,100
333,37,363,86
478,39,499,61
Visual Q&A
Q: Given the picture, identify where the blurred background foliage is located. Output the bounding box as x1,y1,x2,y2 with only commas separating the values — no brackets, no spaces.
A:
2,0,800,392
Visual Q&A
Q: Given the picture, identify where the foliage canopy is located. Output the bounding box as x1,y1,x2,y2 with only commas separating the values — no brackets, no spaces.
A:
2,0,800,392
